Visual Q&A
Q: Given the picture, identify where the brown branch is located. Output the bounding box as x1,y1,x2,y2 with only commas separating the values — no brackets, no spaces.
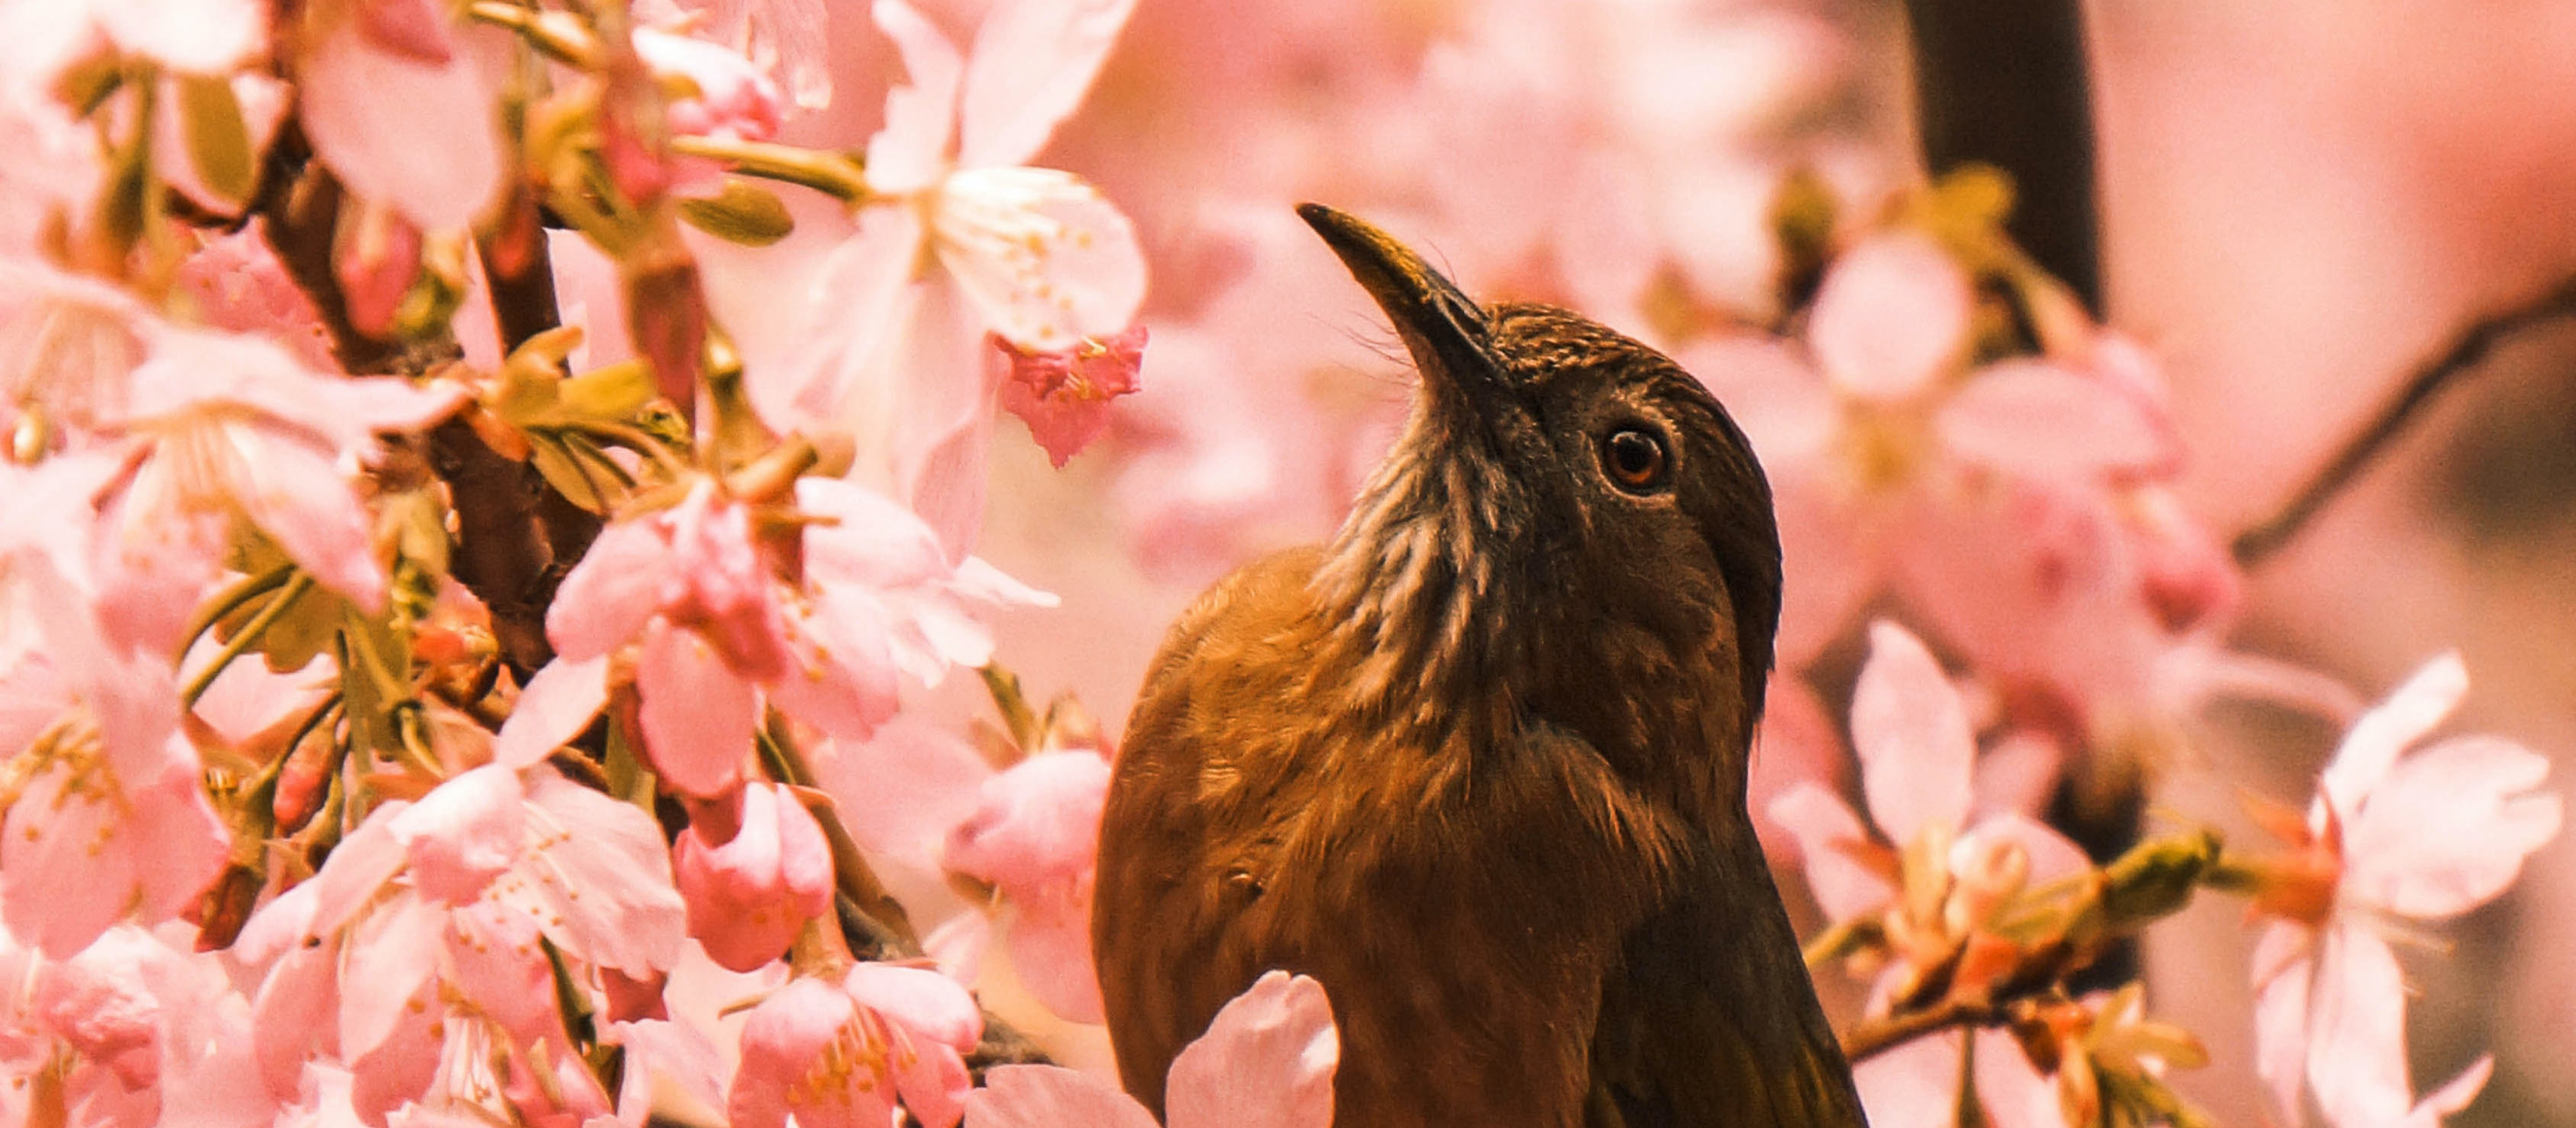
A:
1844,998,2009,1063
1902,0,2103,309
2231,271,2576,567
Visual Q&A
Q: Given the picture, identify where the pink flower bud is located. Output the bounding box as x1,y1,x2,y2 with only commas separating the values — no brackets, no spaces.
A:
672,783,834,971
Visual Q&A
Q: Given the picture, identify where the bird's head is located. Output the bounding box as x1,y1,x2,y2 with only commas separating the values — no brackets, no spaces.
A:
1301,204,1782,775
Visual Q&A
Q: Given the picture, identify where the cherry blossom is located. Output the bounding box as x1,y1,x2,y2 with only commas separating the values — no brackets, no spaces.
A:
729,963,983,1128
1766,621,2094,1127
2243,652,2559,1128
0,923,273,1128
940,747,1114,1023
235,764,685,1119
995,324,1147,468
965,970,1338,1128
673,781,835,971
751,0,1146,550
528,476,1049,797
296,0,505,230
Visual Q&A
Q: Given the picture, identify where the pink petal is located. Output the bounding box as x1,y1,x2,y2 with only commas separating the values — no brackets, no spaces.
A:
95,0,264,74
123,768,229,923
636,620,756,797
2305,926,2414,1128
996,325,1147,468
1,762,134,958
1851,620,1975,844
957,0,1141,169
812,716,992,862
965,1065,1158,1128
842,963,984,1052
1807,231,1971,402
493,654,609,768
674,783,833,972
943,750,1111,898
2341,735,2561,920
1956,812,2091,889
1002,896,1105,1025
443,899,560,1047
546,518,677,661
1763,783,1894,922
507,770,688,977
1971,1028,2063,1128
301,809,410,939
1935,360,2178,481
1852,1031,1962,1128
2319,652,2468,822
299,17,502,229
866,0,963,194
1165,971,1339,1128
222,424,388,613
337,893,445,1060
767,595,900,740
731,979,874,1128
932,168,1146,352
389,763,525,903
2251,922,2313,1125
766,205,925,437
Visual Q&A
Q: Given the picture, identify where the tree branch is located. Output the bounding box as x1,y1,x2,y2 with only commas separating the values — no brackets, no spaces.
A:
1901,0,2103,309
2231,271,2576,567
1843,998,2009,1063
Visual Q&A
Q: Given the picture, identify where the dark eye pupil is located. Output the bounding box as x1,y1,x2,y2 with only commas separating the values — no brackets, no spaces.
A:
1605,428,1666,489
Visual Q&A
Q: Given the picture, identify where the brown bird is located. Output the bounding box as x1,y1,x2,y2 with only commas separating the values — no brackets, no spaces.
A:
1093,205,1866,1128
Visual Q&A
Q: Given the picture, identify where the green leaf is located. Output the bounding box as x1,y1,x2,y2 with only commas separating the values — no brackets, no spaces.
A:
678,178,795,247
558,360,656,421
178,73,255,207
531,437,611,513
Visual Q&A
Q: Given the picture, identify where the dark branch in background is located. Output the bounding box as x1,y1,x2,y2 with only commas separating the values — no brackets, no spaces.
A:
2231,272,2576,568
1900,0,2104,310
1901,0,2136,990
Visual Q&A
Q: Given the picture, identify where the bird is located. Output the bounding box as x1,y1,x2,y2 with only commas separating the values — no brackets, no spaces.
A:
1091,204,1867,1128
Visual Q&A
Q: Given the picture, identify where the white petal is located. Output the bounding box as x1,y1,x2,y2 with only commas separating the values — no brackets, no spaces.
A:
2342,735,2560,920
931,167,1144,351
1851,620,1976,845
2320,652,2468,822
957,0,1140,169
866,0,963,194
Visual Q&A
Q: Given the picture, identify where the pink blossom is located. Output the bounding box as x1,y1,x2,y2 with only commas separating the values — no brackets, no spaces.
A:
298,0,505,230
89,324,464,655
237,764,686,1113
941,749,1113,1023
635,28,784,143
0,924,274,1128
673,782,835,971
730,963,983,1128
638,0,831,112
751,0,1145,551
995,324,1147,468
0,557,226,959
2246,653,2559,1128
1765,622,2096,1127
965,970,1337,1128
534,476,1047,797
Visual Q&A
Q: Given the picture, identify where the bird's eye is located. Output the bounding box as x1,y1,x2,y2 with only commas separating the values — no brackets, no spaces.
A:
1600,425,1670,493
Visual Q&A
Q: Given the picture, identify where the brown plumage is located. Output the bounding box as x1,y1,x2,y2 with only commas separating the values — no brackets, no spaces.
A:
1092,205,1867,1128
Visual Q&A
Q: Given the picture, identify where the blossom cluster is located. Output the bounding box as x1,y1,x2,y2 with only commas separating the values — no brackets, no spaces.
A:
0,3,2558,1128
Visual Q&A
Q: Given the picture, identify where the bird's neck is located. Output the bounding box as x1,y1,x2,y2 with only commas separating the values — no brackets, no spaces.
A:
1307,429,1532,749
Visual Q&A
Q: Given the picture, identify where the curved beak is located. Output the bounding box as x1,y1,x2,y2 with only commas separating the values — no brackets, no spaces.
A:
1298,204,1511,411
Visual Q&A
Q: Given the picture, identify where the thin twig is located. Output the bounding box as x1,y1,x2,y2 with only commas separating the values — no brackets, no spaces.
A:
181,574,315,707
1843,998,2007,1064
2233,271,2576,567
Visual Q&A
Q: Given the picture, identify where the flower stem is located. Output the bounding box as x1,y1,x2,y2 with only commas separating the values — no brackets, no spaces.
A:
668,136,872,204
180,573,314,708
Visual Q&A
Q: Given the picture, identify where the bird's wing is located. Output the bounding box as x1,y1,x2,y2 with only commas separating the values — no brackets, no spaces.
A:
1093,546,1325,1117
1585,834,1870,1128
